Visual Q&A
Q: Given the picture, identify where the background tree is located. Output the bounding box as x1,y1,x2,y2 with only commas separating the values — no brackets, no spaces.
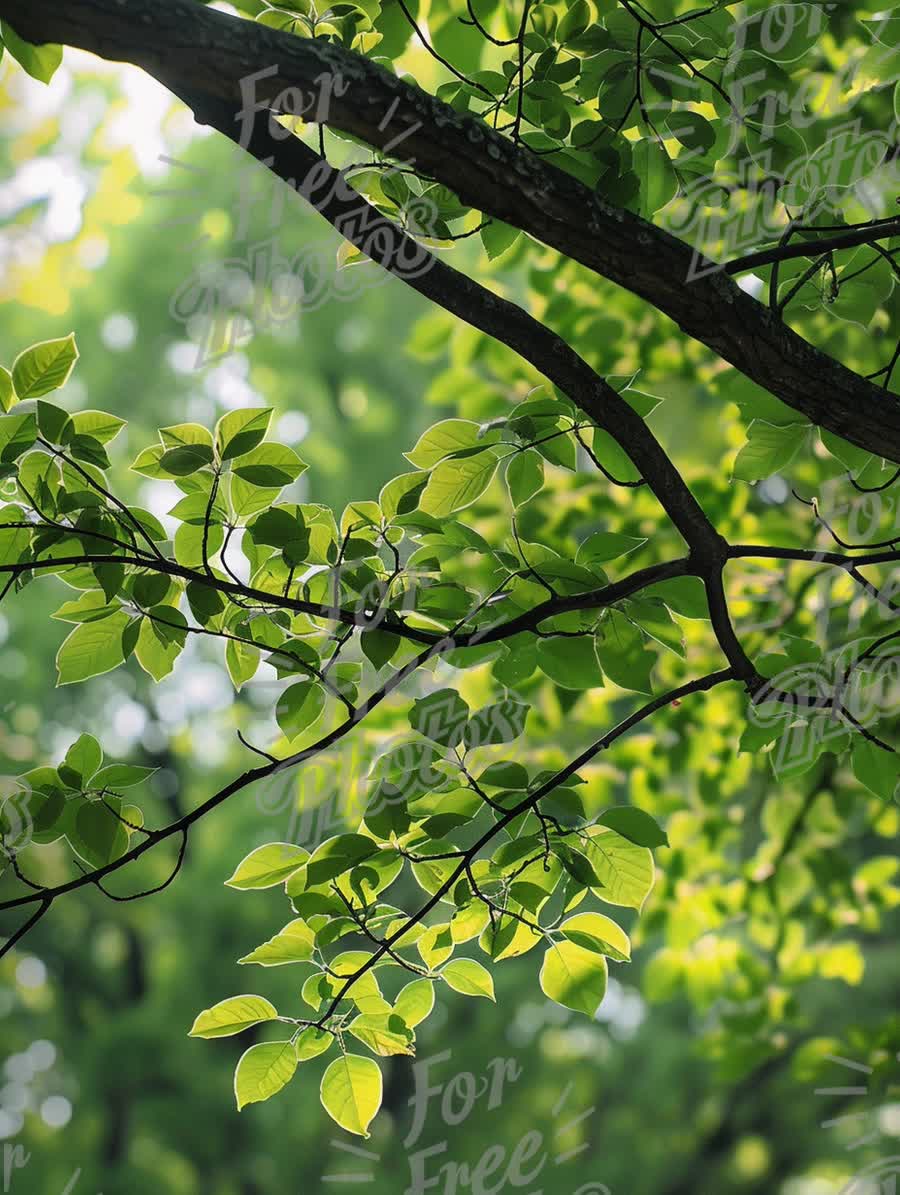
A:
0,1,899,1191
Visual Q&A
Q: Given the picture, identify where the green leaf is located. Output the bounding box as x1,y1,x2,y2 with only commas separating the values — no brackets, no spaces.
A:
626,596,685,657
36,400,70,444
643,576,709,619
91,764,157,790
56,610,131,685
0,505,29,565
733,421,809,483
232,443,307,487
295,1026,334,1062
238,919,316,965
0,366,13,412
536,636,604,690
130,444,168,478
465,699,528,747
668,110,716,153
302,833,380,888
0,412,37,463
0,24,63,83
160,423,213,450
11,334,78,398
560,912,631,962
597,806,667,848
440,958,495,1000
580,825,655,909
481,219,520,260
226,636,260,689
595,609,655,694
410,688,470,747
558,845,603,888
186,579,225,623
160,443,214,477
276,681,326,741
216,407,272,461
393,978,435,1028
226,843,310,889
70,410,126,445
851,739,899,802
405,419,487,469
479,760,529,789
419,449,502,517
540,940,608,1016
234,1041,297,1110
506,448,544,507
135,605,188,681
417,923,454,967
63,733,102,785
361,629,400,670
348,1012,415,1056
190,995,278,1039
250,507,309,566
558,0,591,42
320,1054,383,1137
71,798,129,868
364,780,411,840
379,470,428,519
633,138,678,218
575,531,646,567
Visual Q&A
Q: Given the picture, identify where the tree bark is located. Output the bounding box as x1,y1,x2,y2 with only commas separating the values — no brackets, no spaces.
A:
5,0,900,461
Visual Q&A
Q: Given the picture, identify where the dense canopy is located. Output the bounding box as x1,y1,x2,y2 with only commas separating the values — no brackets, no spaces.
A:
0,1,899,1191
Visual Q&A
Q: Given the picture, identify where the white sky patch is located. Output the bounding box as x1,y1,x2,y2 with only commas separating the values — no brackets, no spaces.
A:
100,312,137,350
27,1041,57,1072
203,354,266,409
0,156,88,246
40,1096,73,1129
15,957,46,990
138,479,182,538
64,48,202,175
276,411,310,443
0,48,206,259
737,272,764,298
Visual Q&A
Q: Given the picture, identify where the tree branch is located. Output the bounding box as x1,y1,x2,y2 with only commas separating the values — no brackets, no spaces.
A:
4,0,900,460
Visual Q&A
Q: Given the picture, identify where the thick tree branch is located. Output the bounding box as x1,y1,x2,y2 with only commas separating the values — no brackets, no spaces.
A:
178,90,729,570
5,0,900,460
176,90,762,686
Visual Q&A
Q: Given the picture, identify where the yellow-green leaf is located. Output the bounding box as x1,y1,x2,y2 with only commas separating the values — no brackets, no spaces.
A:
348,1012,415,1057
540,940,608,1016
11,334,78,399
238,919,315,966
190,995,278,1039
320,1054,383,1137
560,912,631,962
56,610,131,686
226,843,309,890
393,979,435,1028
234,1041,297,1110
296,1026,334,1062
440,958,495,1000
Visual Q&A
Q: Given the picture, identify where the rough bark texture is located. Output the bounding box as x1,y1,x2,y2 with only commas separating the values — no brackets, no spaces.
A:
5,0,900,461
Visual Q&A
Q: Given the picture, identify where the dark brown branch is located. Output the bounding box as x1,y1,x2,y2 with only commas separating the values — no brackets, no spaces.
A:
727,219,900,275
179,92,728,568
5,0,900,460
0,898,51,963
0,551,691,647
